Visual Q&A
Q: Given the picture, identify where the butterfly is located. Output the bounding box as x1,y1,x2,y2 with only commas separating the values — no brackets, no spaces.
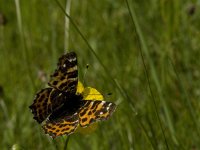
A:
29,52,116,138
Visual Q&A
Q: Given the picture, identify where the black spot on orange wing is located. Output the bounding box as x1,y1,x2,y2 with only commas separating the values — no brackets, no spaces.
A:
78,100,116,127
81,118,88,123
42,112,79,138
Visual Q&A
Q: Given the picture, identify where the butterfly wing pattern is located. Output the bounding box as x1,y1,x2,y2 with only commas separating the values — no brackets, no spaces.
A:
42,112,79,138
29,88,53,123
29,51,116,138
48,52,78,94
79,100,116,127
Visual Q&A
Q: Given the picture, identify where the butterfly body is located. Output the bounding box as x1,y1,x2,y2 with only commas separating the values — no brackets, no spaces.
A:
48,93,83,122
29,52,116,138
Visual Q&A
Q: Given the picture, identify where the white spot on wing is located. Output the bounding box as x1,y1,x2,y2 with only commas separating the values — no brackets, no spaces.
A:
90,101,94,105
108,103,112,107
106,106,110,110
69,77,77,81
101,101,106,105
68,57,76,62
73,65,77,70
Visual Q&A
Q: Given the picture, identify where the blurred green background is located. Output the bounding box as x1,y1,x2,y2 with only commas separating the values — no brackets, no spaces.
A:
0,0,200,149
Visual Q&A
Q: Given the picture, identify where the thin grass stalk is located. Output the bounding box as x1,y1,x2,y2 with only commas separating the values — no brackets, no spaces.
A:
15,0,22,34
14,0,36,91
124,0,171,148
137,118,158,150
115,79,157,150
0,99,9,122
63,136,70,150
169,58,200,145
64,0,71,51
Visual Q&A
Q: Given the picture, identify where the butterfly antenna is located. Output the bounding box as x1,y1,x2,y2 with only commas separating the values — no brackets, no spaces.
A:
82,64,89,85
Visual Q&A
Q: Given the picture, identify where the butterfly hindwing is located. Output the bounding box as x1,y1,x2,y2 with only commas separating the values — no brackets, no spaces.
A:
42,112,79,138
42,99,116,138
48,52,78,94
79,100,116,127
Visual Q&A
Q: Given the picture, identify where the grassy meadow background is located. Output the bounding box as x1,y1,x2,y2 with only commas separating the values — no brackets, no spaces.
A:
0,0,200,149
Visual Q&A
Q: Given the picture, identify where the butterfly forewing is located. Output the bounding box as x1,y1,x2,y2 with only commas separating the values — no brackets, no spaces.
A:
29,88,53,123
48,52,78,94
29,88,69,123
49,89,66,110
79,100,116,127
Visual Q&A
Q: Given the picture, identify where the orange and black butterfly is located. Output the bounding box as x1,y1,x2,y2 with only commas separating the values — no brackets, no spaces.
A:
29,52,116,138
